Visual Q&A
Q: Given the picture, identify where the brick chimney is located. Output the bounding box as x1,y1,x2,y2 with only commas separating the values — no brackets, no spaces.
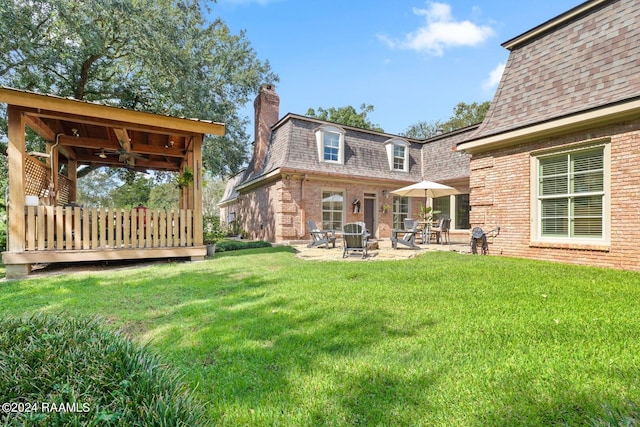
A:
253,84,280,173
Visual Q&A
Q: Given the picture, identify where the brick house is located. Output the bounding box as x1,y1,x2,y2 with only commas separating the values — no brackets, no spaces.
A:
220,84,472,243
458,0,640,270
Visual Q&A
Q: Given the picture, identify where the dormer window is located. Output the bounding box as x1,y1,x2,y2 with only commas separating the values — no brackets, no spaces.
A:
315,125,345,164
385,138,410,172
324,132,340,161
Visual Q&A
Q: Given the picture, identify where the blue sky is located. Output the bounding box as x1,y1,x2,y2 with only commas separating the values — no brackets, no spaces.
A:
213,0,583,138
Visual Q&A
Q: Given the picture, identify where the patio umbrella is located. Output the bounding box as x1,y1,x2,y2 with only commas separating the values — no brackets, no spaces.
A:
392,180,460,226
391,180,459,223
391,180,459,200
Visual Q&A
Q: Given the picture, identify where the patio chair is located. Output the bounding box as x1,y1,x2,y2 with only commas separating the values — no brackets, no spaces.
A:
307,220,336,249
342,222,369,258
391,219,420,250
430,218,451,245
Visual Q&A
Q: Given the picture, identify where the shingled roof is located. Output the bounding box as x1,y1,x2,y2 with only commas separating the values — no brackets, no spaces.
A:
470,0,640,142
239,114,424,188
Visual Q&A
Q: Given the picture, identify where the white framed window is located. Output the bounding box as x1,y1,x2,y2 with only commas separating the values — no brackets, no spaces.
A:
392,196,409,229
532,143,609,243
384,138,410,172
322,190,344,230
432,194,470,230
315,125,345,164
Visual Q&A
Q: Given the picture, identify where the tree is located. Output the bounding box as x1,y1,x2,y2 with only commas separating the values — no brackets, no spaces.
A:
401,120,443,139
202,174,228,216
148,183,180,209
440,101,490,132
402,101,490,139
109,174,154,208
0,0,278,179
306,103,384,132
76,169,120,208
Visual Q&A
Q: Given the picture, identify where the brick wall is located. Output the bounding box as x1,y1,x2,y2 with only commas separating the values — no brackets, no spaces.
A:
239,180,280,241
470,119,640,270
235,174,437,242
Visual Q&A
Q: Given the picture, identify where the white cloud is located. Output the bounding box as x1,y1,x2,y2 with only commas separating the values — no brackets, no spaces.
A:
380,2,495,56
483,61,506,91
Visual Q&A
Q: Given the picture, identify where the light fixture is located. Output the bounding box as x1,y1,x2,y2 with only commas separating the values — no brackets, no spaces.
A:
382,190,389,198
98,149,107,159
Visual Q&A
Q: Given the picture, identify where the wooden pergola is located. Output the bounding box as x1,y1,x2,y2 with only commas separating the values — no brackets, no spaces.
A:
1,87,225,278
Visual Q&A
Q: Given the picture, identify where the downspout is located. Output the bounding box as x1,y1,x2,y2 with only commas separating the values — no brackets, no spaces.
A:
49,134,62,204
300,174,307,238
420,144,425,181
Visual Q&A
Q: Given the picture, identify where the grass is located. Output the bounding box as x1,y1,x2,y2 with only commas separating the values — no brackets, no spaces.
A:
1,247,639,426
0,314,204,426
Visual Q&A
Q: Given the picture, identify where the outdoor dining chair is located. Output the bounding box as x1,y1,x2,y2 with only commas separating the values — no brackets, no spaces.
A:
430,218,451,244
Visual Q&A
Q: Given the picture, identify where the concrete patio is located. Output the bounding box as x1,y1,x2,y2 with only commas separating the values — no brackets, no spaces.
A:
289,238,471,261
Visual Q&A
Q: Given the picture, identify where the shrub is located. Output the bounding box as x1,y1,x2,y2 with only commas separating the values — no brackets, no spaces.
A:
203,214,225,245
0,314,206,426
0,209,6,251
216,240,271,253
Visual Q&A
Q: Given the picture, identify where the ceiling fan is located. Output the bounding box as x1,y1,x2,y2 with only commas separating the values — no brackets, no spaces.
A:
94,147,146,166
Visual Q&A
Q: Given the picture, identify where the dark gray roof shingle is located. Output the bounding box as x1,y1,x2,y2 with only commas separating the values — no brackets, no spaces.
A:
244,115,424,183
473,0,640,140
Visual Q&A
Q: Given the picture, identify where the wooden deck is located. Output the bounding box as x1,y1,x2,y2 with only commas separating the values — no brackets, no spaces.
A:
3,206,205,267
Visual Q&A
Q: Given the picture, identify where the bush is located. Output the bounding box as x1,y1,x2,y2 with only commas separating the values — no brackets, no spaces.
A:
216,240,272,253
203,214,225,245
0,209,6,252
0,314,206,426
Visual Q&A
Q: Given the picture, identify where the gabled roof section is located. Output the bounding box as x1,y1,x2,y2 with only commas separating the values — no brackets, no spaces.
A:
218,169,247,206
465,0,640,150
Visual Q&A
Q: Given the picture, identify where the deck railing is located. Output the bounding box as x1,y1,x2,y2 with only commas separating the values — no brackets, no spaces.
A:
23,206,198,251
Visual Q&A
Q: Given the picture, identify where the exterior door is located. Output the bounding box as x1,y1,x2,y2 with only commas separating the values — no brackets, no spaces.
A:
364,197,376,237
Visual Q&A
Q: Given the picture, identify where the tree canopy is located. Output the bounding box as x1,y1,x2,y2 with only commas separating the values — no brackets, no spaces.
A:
402,101,490,139
306,103,384,132
443,101,490,131
0,0,278,177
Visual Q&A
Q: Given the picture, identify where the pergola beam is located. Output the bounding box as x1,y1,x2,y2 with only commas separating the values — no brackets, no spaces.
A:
74,153,180,171
113,128,131,150
24,114,56,141
57,135,185,157
23,109,203,138
3,88,224,136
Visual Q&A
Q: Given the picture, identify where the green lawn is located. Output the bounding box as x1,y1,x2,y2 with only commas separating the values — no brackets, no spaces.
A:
1,248,639,426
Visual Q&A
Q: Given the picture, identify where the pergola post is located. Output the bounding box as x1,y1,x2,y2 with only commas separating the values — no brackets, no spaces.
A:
6,106,30,278
68,158,77,203
193,134,203,245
